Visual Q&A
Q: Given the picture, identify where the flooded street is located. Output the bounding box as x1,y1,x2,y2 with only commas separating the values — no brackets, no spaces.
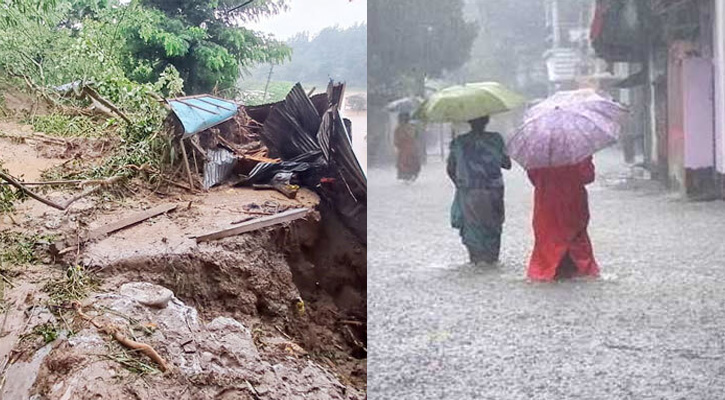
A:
368,149,725,399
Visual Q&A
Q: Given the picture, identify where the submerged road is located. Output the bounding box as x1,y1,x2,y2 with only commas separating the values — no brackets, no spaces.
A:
368,149,725,399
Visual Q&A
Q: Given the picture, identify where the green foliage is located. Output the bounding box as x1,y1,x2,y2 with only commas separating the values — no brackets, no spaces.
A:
0,0,288,96
44,264,97,304
119,0,291,94
24,114,113,138
32,323,59,343
104,346,161,375
0,231,53,266
0,0,289,183
42,131,171,182
237,80,295,105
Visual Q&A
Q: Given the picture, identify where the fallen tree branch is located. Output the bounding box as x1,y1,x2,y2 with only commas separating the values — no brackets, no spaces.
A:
0,171,121,210
58,177,121,208
162,177,194,191
82,87,131,124
0,131,67,146
72,302,171,373
0,179,87,186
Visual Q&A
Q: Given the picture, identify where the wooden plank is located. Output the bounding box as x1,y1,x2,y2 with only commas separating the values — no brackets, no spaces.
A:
53,204,178,254
180,138,196,190
86,203,178,241
195,208,309,243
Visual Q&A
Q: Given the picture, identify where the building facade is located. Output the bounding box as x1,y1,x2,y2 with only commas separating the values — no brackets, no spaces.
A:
592,0,725,199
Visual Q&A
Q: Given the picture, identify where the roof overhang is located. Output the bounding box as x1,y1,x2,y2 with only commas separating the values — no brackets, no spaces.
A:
167,95,239,138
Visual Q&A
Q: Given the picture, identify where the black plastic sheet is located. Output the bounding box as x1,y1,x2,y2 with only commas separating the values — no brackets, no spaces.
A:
250,81,367,243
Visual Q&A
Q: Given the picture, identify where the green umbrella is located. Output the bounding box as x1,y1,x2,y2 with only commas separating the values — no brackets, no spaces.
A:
420,82,526,123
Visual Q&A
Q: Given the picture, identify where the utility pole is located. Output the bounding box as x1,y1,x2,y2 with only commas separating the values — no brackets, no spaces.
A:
263,64,274,102
551,0,561,91
552,0,561,48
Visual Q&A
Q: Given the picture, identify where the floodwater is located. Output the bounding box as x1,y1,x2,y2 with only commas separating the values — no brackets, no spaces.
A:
346,109,367,174
342,92,367,174
368,148,725,399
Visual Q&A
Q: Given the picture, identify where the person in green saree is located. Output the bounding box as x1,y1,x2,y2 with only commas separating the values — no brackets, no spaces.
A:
447,116,512,266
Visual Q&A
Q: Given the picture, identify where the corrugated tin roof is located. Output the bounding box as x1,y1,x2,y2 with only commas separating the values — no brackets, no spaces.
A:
167,95,239,138
203,147,237,189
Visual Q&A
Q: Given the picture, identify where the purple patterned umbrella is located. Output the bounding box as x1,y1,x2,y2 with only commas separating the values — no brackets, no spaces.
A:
525,89,627,121
508,90,627,169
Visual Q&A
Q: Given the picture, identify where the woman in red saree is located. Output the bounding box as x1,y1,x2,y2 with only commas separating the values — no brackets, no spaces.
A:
394,112,421,181
527,156,599,281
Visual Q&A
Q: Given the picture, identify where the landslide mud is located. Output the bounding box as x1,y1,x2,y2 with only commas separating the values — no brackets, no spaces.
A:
87,211,367,392
1,205,365,399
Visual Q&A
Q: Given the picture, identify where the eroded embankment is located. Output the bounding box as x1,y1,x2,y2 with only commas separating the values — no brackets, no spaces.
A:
2,208,366,400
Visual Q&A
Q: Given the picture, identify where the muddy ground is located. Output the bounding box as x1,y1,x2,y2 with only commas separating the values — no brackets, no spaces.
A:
0,113,366,399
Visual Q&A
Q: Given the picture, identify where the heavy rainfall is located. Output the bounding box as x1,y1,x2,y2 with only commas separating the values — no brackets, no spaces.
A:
369,0,725,398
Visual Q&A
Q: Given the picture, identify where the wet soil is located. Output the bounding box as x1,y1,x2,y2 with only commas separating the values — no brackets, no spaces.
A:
0,117,366,399
0,122,64,181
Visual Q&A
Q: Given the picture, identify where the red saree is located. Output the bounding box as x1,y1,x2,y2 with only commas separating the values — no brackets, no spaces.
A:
527,157,599,281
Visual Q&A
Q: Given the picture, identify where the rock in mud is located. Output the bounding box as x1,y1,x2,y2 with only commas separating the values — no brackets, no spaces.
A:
119,282,174,308
22,282,361,400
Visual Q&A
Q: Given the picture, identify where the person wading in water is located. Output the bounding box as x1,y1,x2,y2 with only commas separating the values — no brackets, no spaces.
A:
526,156,599,281
447,116,512,266
394,112,421,181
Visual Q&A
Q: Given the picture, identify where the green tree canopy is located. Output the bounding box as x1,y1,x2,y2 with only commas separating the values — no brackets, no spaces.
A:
120,0,291,94
0,0,291,95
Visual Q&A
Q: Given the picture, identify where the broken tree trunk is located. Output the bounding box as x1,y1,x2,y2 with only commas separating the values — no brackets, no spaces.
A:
195,207,309,243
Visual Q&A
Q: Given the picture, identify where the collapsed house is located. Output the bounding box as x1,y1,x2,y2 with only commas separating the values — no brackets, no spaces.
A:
167,80,366,244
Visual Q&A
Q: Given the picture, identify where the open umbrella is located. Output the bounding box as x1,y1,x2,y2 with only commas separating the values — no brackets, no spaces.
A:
386,97,424,114
508,90,628,169
525,88,627,121
420,82,526,123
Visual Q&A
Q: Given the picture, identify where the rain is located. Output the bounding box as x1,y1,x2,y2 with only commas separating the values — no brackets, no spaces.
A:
368,0,725,398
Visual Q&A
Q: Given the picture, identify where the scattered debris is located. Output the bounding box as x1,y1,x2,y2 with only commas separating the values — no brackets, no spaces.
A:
252,171,299,199
0,78,366,398
242,200,296,215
